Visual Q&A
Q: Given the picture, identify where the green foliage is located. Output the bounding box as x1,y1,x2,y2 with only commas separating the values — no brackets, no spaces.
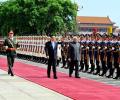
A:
0,0,77,36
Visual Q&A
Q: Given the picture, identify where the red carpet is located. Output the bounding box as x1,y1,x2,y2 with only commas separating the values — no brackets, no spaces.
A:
0,58,120,100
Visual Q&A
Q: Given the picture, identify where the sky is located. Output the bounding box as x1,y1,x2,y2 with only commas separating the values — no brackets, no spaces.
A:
73,0,120,28
0,0,120,28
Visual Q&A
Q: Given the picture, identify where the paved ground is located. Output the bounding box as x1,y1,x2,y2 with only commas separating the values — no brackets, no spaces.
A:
0,69,72,100
0,55,120,100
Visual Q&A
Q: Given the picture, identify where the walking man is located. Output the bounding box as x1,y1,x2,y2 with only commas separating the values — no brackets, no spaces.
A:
68,36,81,78
4,30,19,76
45,36,58,79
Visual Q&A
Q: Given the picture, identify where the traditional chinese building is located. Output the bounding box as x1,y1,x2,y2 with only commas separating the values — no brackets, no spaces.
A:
76,16,117,34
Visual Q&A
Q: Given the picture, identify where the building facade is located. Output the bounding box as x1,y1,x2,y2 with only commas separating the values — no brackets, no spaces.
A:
76,16,117,35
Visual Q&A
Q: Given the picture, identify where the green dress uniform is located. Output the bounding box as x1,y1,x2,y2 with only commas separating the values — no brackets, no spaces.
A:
99,41,107,76
4,37,18,76
106,42,113,78
83,41,89,72
79,40,84,71
113,42,120,79
93,42,100,75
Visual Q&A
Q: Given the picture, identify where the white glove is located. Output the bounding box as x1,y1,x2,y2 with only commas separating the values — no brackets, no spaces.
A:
105,46,107,49
46,56,49,59
112,47,114,50
5,46,8,50
86,47,89,49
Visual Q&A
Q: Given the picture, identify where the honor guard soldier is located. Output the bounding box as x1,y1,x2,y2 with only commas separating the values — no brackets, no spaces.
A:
105,41,113,78
61,38,69,68
112,42,120,79
99,41,107,76
79,36,85,71
4,30,19,76
83,38,89,72
88,40,95,73
93,41,100,75
0,37,4,53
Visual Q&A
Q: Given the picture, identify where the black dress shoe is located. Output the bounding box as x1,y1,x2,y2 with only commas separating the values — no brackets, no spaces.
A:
11,73,14,76
113,76,119,79
75,76,81,78
93,71,100,75
54,76,58,79
69,74,72,77
106,75,112,78
8,68,11,74
8,71,10,75
47,75,50,78
94,73,99,75
65,67,69,69
88,71,92,74
61,66,64,68
99,71,106,76
83,69,88,72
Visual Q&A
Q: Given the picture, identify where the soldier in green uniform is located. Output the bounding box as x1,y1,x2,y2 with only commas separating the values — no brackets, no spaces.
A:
113,42,120,79
4,30,19,76
106,41,113,78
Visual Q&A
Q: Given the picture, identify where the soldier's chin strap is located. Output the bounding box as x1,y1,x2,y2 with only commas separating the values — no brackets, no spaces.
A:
9,37,13,41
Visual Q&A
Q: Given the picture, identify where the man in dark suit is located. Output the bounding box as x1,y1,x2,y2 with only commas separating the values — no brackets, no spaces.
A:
4,30,19,76
68,36,81,78
45,36,58,79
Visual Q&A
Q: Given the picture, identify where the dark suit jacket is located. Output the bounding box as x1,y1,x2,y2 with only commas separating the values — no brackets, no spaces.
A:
68,42,81,61
45,41,58,60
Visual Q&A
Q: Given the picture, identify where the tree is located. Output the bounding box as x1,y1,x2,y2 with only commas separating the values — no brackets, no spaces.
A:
0,0,77,36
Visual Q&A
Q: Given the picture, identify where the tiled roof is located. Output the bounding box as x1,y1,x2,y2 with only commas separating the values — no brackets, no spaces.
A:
77,16,113,24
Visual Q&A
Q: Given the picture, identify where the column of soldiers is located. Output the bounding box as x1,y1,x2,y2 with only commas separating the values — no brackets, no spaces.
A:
0,37,5,54
79,33,120,79
0,33,120,79
16,35,50,63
